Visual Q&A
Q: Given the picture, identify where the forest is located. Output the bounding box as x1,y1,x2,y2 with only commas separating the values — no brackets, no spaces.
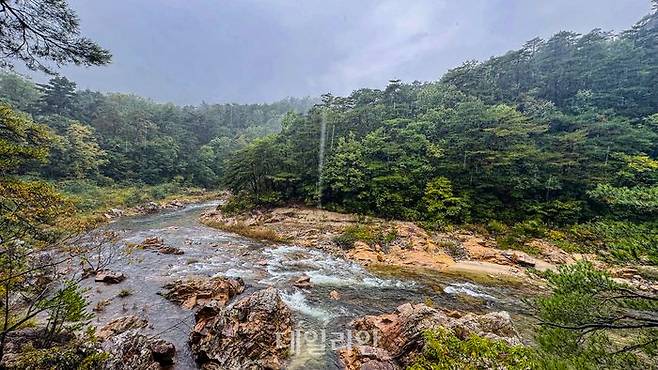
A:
0,0,657,369
220,9,658,266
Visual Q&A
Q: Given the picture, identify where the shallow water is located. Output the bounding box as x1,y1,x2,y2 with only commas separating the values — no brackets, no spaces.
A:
81,201,532,369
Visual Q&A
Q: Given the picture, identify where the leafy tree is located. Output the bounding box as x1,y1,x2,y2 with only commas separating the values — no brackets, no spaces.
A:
37,76,77,116
0,0,111,73
421,177,470,226
0,103,80,361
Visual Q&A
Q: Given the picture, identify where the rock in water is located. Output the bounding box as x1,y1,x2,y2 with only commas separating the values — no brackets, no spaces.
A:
97,315,148,340
189,287,293,370
104,330,176,369
95,270,126,284
139,236,184,255
161,276,245,309
292,275,312,289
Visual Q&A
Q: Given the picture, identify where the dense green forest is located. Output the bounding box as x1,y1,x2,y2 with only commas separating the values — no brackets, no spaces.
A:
0,73,314,187
221,7,658,265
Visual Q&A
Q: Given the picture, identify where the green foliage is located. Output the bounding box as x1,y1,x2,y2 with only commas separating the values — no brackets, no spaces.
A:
0,103,50,173
0,0,112,74
0,72,315,187
6,342,108,370
39,282,93,343
53,178,205,218
568,220,658,264
409,328,535,370
496,219,547,255
333,223,397,249
421,177,470,226
534,261,658,368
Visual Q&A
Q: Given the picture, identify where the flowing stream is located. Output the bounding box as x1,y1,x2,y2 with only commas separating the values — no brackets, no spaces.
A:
81,201,532,369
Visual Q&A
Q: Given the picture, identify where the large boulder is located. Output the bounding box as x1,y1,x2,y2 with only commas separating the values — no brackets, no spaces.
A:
348,303,449,365
104,329,176,370
161,276,245,309
446,311,521,345
340,303,521,368
189,287,293,370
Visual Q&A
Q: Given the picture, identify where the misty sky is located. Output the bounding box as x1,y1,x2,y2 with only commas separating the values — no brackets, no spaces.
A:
39,0,652,105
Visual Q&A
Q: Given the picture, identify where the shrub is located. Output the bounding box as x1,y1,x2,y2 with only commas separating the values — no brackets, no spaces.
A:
409,328,535,370
568,220,658,264
333,223,397,250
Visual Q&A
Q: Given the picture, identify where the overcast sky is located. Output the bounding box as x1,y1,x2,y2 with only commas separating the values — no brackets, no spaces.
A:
35,0,652,105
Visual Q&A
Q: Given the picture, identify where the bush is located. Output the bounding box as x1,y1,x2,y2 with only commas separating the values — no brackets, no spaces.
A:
6,343,108,370
568,220,658,264
333,223,397,250
409,328,535,370
496,219,547,255
220,193,257,216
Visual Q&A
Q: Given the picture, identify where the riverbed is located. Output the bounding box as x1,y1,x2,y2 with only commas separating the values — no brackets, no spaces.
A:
80,201,533,369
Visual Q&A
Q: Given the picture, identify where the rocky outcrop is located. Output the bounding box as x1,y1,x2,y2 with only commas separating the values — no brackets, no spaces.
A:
200,206,572,283
446,311,520,345
189,287,293,370
95,270,126,284
161,276,245,309
339,346,399,370
104,330,176,370
139,237,184,255
97,315,148,340
338,303,521,368
96,316,176,369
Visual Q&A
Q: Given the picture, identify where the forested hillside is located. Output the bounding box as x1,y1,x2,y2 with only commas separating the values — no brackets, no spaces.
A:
223,6,658,264
0,73,314,187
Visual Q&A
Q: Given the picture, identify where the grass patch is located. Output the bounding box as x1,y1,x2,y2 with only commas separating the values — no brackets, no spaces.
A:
117,289,133,298
333,223,397,249
202,220,285,242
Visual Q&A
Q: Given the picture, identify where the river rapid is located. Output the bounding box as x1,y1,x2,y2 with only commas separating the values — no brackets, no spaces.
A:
81,201,532,369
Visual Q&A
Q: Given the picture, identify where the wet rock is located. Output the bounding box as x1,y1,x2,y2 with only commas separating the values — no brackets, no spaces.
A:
189,287,293,370
104,329,176,369
345,303,521,367
329,290,341,300
149,339,176,365
338,345,399,370
140,237,184,255
95,270,126,284
293,275,312,289
161,276,245,309
97,315,148,340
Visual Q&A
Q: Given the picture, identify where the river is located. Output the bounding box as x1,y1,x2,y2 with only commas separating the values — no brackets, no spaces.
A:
81,201,532,369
